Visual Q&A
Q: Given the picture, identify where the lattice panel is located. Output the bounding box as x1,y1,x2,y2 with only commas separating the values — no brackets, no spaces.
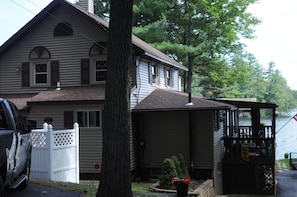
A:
31,133,46,147
256,165,274,194
53,132,74,147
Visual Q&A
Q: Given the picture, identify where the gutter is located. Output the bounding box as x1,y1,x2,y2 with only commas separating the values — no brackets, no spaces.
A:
144,52,188,71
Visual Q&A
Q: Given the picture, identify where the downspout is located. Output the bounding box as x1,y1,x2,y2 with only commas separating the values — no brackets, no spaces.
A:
189,110,194,172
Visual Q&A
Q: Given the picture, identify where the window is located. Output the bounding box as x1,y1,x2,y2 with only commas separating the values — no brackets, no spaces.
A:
76,111,100,127
150,64,158,84
89,42,108,84
95,60,107,82
54,22,73,36
165,69,172,87
25,46,53,87
34,63,49,84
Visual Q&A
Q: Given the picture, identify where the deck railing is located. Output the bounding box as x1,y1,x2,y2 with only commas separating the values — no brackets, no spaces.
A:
223,126,275,163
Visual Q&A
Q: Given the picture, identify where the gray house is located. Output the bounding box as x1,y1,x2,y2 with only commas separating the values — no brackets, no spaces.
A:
0,0,187,177
0,0,236,194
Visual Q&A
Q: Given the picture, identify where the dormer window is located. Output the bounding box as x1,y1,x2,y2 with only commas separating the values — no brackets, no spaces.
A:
54,22,73,37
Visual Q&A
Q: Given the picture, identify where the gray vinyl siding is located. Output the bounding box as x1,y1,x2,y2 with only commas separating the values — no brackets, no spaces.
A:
0,5,107,94
140,111,190,168
0,3,184,175
192,110,214,169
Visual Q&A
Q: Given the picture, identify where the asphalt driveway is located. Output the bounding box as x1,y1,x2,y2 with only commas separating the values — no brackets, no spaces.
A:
276,170,297,197
4,182,81,197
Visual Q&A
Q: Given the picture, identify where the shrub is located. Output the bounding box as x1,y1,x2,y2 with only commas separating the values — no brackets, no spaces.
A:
177,153,189,178
158,158,178,189
158,154,190,189
171,155,183,178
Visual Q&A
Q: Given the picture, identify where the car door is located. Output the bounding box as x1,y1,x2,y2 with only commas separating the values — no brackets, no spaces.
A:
8,102,31,176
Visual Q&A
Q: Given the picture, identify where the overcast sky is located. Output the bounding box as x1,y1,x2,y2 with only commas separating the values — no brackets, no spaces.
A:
1,0,297,89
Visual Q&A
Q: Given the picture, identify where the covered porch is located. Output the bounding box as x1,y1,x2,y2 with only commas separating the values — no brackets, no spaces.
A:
216,99,277,195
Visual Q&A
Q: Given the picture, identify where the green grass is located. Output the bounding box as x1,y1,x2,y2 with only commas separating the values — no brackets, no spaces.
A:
30,159,289,197
275,159,290,171
30,179,153,197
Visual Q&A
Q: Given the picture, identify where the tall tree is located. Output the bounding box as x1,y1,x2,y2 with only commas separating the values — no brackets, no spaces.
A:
96,0,133,196
133,0,260,94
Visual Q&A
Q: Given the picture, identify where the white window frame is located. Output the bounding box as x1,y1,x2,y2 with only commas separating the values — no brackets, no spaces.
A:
92,56,107,84
75,110,101,128
150,64,158,84
165,68,172,87
31,61,50,86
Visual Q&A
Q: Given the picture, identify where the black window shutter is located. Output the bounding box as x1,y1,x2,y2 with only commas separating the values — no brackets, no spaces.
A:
51,60,59,86
22,62,30,87
64,111,74,129
81,59,90,84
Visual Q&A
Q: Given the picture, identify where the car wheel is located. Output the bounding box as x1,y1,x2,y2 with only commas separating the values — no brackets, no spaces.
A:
0,176,4,197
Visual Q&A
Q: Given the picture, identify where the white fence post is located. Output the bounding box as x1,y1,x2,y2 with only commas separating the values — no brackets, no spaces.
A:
48,124,54,181
74,122,80,183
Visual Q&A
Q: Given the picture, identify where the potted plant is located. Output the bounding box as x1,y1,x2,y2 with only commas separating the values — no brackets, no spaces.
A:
172,177,191,197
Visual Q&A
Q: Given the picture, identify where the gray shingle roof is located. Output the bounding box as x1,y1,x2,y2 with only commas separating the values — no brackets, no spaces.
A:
133,89,233,112
28,86,105,103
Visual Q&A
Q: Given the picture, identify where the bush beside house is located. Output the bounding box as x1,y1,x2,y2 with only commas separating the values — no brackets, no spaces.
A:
158,154,189,189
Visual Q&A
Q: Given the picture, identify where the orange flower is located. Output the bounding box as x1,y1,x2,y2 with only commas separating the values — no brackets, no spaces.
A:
183,177,191,184
171,177,191,184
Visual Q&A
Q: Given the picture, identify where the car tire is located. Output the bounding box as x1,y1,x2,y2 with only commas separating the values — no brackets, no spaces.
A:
0,176,4,197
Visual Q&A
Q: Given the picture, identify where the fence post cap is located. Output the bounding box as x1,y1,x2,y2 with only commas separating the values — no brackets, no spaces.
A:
43,122,48,130
73,122,79,128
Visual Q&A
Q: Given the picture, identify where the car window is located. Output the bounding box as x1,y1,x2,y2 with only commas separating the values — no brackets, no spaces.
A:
0,108,7,129
8,102,25,132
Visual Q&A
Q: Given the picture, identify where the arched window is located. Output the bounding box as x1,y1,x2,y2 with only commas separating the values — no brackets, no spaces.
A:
29,46,50,59
89,42,107,55
54,22,73,37
89,42,108,82
27,46,53,86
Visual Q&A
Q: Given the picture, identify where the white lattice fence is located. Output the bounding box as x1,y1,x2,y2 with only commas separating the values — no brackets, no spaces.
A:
30,123,79,183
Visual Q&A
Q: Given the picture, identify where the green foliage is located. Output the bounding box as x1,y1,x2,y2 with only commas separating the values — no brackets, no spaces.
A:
95,0,297,113
177,153,189,178
170,156,183,178
158,158,178,189
158,154,189,189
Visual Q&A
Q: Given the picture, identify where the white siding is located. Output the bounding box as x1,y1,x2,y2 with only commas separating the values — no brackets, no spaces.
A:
130,58,181,109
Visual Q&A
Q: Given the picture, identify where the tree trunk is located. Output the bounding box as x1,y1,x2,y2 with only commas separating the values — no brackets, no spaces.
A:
97,0,133,196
